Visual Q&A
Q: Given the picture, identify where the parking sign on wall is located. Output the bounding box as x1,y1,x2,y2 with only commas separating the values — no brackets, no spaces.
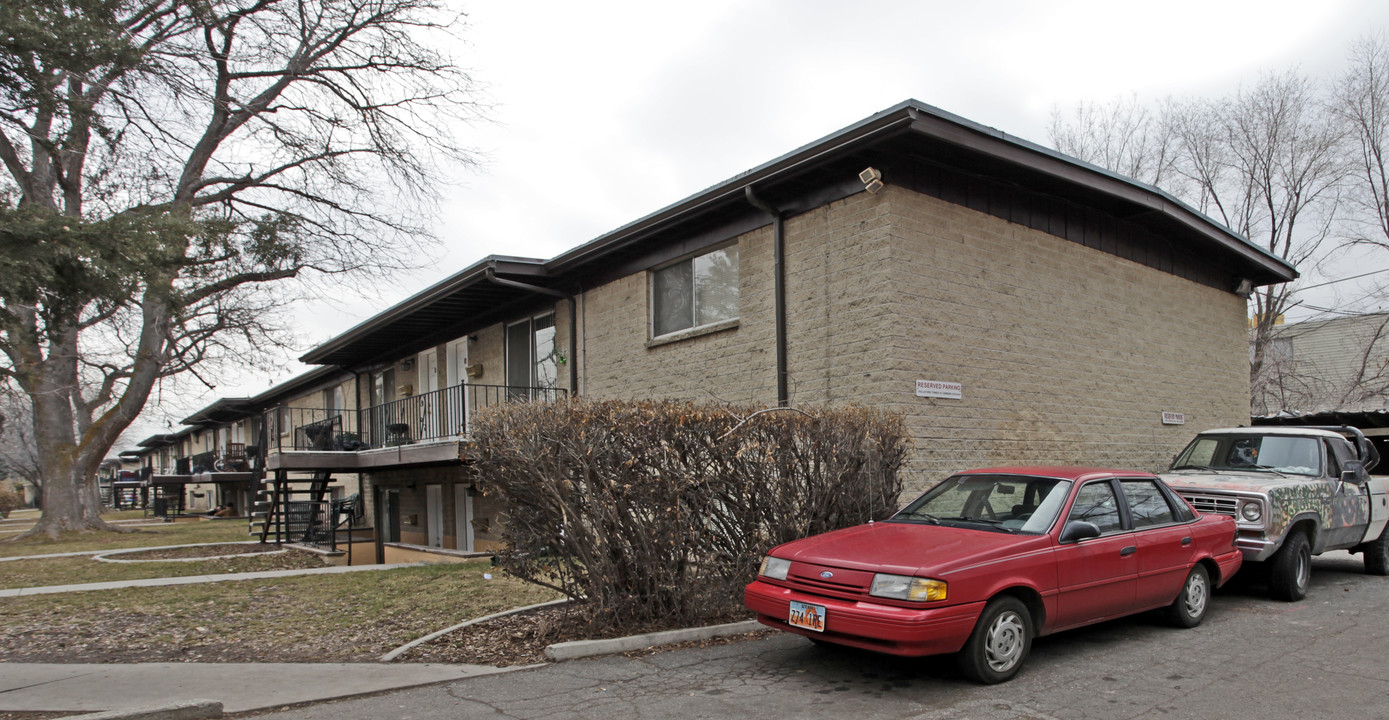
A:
916,380,963,400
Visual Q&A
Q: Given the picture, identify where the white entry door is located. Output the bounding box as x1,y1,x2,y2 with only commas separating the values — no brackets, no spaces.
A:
418,349,439,439
426,484,443,548
445,338,470,436
454,486,474,551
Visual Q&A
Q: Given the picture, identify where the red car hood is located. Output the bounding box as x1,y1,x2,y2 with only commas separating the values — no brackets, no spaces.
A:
771,521,1045,577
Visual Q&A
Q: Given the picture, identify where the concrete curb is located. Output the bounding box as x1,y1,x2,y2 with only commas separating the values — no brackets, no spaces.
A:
380,598,572,661
52,699,223,720
543,619,764,661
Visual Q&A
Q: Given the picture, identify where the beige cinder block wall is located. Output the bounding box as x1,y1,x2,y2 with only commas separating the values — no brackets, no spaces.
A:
580,227,781,403
874,187,1248,493
579,184,1249,499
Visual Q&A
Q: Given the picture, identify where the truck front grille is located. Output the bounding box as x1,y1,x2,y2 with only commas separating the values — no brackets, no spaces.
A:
1177,493,1238,518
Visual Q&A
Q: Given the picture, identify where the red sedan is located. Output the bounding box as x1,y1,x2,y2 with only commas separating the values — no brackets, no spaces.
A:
745,467,1242,683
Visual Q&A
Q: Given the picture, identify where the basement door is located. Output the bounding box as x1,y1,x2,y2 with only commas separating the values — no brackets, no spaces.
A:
426,484,444,548
454,487,474,551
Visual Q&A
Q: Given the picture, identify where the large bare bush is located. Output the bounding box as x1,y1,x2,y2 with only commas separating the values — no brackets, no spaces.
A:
471,399,908,631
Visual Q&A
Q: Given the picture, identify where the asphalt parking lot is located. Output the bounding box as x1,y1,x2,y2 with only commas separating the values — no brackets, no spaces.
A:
243,551,1389,720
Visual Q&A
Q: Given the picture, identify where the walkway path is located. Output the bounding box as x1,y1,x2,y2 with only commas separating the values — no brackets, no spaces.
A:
0,561,424,597
0,662,530,715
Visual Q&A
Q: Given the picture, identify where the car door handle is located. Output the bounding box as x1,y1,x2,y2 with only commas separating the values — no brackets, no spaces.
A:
1120,546,1137,556
1181,537,1193,546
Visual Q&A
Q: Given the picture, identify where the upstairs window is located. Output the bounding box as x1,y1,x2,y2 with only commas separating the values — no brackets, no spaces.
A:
651,245,739,338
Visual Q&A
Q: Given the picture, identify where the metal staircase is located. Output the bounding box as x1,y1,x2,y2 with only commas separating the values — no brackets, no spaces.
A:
250,470,334,544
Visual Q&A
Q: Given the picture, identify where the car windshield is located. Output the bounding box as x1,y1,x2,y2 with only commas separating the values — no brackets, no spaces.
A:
1170,434,1322,476
890,474,1073,534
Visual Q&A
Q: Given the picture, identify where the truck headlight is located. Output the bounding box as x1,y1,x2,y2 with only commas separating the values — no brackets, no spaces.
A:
759,556,791,580
869,573,947,602
1240,501,1263,523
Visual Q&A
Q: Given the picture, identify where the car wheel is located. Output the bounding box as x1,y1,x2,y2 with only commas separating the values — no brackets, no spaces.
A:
957,596,1032,684
1363,524,1389,576
1164,564,1210,628
1269,530,1311,602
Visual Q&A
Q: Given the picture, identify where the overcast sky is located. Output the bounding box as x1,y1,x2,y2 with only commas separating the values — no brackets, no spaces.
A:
135,0,1389,437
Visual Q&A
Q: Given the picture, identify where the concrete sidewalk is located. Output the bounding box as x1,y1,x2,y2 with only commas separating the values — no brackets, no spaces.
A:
0,662,534,715
0,562,424,597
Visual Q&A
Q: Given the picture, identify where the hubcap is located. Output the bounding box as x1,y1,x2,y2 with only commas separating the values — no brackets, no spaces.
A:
1184,572,1208,618
984,610,1026,672
1296,547,1310,590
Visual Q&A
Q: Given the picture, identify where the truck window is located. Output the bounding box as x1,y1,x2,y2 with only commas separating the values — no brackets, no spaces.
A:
1174,438,1218,468
1324,440,1343,477
1326,438,1360,480
1174,435,1322,476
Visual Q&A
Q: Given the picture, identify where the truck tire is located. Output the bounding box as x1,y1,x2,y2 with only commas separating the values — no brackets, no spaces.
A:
1269,530,1311,602
1363,524,1389,576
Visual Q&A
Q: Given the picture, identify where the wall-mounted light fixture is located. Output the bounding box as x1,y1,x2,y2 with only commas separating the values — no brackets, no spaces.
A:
860,167,884,194
1235,279,1254,298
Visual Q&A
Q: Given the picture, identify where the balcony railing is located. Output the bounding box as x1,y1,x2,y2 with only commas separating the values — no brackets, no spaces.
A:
189,444,253,473
266,382,566,452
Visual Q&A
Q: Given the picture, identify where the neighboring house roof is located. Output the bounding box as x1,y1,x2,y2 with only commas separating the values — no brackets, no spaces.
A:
1254,312,1389,415
302,99,1299,369
245,365,352,407
181,397,256,426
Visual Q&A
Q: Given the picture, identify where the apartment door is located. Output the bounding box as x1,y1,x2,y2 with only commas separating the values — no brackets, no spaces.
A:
445,338,470,436
374,488,401,564
418,349,439,439
426,484,444,548
454,486,474,551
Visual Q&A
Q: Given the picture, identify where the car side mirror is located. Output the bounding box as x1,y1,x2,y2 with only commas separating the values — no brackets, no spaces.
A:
1341,469,1361,485
1060,520,1101,544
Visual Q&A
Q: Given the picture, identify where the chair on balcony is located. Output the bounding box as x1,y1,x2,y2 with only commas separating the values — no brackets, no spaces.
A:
302,421,336,450
386,423,412,446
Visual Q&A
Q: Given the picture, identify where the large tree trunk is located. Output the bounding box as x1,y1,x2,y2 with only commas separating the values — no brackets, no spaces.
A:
23,461,119,537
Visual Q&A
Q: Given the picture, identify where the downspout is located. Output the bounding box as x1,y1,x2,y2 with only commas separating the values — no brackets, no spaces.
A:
483,267,580,396
744,186,789,407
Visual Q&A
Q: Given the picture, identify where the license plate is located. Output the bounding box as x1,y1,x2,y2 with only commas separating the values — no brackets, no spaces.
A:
788,600,826,632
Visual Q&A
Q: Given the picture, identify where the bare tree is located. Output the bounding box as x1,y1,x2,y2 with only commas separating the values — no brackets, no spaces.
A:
1169,73,1346,401
0,0,480,538
1048,95,1177,188
0,389,41,497
1051,73,1346,406
1335,34,1389,253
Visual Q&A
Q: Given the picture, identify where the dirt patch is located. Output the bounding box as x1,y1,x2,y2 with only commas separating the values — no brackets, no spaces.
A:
107,543,282,560
0,562,766,667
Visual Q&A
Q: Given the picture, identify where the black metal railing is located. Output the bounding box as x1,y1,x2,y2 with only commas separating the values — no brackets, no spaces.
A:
265,382,567,452
190,451,216,474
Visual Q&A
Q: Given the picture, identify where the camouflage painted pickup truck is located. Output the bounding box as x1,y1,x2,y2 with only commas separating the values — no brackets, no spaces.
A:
1161,426,1389,601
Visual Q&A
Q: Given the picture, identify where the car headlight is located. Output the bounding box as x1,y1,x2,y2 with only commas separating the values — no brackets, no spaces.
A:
869,573,947,602
759,556,791,580
1240,501,1263,523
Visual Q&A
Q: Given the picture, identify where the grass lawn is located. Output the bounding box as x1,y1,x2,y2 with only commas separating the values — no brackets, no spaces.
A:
0,548,329,590
0,562,564,663
0,517,256,558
